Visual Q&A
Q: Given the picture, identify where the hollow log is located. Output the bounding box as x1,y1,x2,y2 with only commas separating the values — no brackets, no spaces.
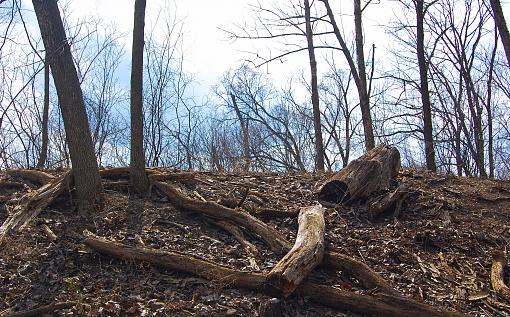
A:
150,179,291,253
6,169,55,185
267,205,325,297
491,251,510,301
82,231,466,317
0,171,72,243
318,144,400,204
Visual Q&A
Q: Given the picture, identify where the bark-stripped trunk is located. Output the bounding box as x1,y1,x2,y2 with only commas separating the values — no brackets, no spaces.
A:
304,0,325,171
32,0,102,206
130,0,149,195
416,0,436,172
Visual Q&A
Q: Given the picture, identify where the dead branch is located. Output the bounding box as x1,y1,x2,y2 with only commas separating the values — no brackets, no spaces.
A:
268,205,325,297
0,171,72,244
491,251,510,301
82,231,466,317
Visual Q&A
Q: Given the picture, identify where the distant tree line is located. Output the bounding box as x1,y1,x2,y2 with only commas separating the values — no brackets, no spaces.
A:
0,0,509,199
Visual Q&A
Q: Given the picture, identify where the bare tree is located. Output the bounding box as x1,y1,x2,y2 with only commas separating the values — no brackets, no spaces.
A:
32,0,102,206
130,0,149,194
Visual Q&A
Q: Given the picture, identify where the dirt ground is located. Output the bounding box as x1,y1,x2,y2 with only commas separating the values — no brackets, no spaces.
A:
1,168,510,316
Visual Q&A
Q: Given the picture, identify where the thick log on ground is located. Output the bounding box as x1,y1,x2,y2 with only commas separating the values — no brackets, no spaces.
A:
151,177,395,294
83,231,466,317
6,169,55,185
0,171,72,243
267,205,325,297
151,179,291,253
99,167,195,181
491,251,510,301
318,144,400,204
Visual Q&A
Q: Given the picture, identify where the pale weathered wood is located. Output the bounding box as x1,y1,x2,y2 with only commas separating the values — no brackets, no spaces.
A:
491,251,510,301
0,171,71,243
83,231,466,317
267,205,325,297
318,144,400,204
150,179,291,253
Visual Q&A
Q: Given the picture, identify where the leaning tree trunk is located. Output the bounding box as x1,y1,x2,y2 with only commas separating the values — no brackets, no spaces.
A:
32,0,102,206
129,0,149,195
490,0,510,67
304,0,325,171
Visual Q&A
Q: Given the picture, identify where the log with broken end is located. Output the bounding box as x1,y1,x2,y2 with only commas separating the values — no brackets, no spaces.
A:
491,251,510,301
318,144,400,204
0,171,72,244
82,231,466,317
151,177,396,294
267,205,325,297
6,169,55,186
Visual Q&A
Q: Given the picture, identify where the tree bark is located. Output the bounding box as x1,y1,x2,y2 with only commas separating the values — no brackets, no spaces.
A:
129,0,149,195
491,251,510,301
416,0,436,172
230,94,251,172
36,53,50,169
83,231,466,317
267,205,325,297
318,144,400,204
490,0,510,67
31,0,102,206
304,0,325,171
354,0,375,151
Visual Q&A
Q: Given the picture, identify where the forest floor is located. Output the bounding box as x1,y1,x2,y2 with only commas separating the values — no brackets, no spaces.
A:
1,168,510,316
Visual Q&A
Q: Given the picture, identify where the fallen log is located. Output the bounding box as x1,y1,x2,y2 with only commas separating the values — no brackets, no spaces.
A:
6,169,55,185
368,186,409,218
0,181,25,190
99,167,195,181
0,171,72,244
318,144,400,204
491,251,510,301
151,177,396,294
150,179,291,253
82,231,466,317
267,205,325,297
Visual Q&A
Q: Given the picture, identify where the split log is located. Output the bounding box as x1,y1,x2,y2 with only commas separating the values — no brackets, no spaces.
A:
82,231,466,317
318,144,400,204
267,205,325,297
3,301,76,317
151,177,396,294
0,171,72,243
150,179,291,253
6,169,55,185
368,186,409,218
491,251,510,301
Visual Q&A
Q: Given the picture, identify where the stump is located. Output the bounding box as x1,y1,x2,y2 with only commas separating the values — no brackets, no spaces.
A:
318,144,400,204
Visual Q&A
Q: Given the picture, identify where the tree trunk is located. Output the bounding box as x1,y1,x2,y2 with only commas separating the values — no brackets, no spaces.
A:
318,144,400,204
304,0,325,171
230,94,251,172
321,0,375,151
130,0,149,195
31,0,102,206
416,0,436,172
267,205,325,297
490,0,510,67
36,54,50,169
354,0,375,151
